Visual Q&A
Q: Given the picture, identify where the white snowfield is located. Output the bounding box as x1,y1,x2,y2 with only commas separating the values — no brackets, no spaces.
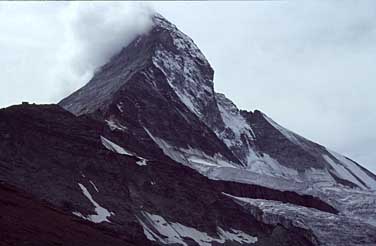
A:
100,136,148,166
137,211,258,246
72,183,113,223
224,193,376,246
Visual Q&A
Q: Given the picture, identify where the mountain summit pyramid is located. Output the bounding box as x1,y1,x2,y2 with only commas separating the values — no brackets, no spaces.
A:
1,14,375,245
61,14,376,191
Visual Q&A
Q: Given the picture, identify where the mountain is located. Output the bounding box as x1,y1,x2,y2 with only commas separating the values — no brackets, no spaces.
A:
59,15,376,191
1,14,376,245
60,14,376,227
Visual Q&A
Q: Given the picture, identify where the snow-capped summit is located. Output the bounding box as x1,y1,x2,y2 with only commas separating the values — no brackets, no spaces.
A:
60,15,218,121
59,14,240,166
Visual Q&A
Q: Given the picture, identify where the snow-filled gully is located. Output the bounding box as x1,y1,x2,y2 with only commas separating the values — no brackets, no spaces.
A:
72,183,114,223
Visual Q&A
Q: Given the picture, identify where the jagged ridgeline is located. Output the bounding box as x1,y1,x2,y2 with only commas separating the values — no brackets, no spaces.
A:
1,14,376,246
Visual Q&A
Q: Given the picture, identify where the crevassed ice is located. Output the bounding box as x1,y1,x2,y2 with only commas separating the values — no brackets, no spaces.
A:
137,211,257,246
223,193,376,245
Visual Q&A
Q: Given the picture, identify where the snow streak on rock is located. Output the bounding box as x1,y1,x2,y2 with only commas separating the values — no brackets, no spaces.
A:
328,150,376,190
101,136,133,156
101,136,148,166
73,183,113,223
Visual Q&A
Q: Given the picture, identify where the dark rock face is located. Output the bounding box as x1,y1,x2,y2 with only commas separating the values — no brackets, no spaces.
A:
244,110,330,170
2,13,376,246
0,182,136,246
0,104,149,244
0,104,333,245
59,15,240,165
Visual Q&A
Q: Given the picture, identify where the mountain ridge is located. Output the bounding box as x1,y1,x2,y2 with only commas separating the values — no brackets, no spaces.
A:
1,13,376,245
59,14,376,192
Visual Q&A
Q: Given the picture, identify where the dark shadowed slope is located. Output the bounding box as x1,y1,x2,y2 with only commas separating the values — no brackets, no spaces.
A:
0,103,338,245
0,182,135,246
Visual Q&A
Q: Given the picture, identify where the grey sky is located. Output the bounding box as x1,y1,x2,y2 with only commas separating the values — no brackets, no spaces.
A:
0,1,375,173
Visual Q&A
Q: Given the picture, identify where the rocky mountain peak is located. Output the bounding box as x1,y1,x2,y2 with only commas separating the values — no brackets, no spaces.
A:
59,14,376,194
59,14,216,119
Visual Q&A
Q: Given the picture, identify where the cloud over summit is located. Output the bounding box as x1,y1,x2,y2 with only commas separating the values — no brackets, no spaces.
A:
54,2,154,99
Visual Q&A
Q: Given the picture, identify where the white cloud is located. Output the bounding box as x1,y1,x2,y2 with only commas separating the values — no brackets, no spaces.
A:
52,2,153,99
0,2,153,104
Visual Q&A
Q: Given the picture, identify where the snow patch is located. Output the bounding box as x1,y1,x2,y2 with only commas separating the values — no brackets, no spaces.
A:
217,227,258,244
263,114,304,146
136,158,148,166
152,48,203,118
73,183,113,223
105,120,127,131
245,150,299,179
101,136,133,155
188,156,234,168
137,211,257,245
143,127,236,169
323,154,366,189
327,150,376,190
216,93,255,143
89,180,99,192
117,102,124,113
100,136,148,166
